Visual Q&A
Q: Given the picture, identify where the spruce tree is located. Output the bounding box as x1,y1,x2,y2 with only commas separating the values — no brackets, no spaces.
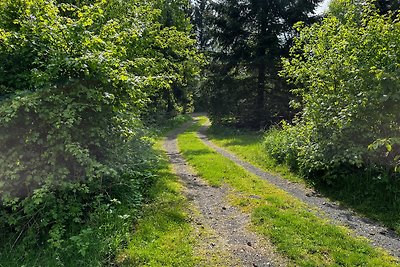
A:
205,0,323,127
192,0,209,51
375,0,400,15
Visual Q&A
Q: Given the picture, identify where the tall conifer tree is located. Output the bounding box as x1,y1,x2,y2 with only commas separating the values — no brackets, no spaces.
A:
205,0,322,127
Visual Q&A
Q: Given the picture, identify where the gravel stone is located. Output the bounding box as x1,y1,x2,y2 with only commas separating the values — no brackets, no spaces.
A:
163,122,288,267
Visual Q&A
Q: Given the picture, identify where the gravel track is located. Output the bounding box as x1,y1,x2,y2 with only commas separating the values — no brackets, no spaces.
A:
197,123,400,258
163,122,288,267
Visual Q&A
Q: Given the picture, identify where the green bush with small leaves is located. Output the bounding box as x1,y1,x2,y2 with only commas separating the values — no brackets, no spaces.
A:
0,0,200,264
266,1,400,180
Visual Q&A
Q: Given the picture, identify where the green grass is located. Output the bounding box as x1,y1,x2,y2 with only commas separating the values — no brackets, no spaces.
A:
149,114,192,137
207,123,400,235
117,145,199,266
178,119,399,266
317,172,400,236
207,124,303,184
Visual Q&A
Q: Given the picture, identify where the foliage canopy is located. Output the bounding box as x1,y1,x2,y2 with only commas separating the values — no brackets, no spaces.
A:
0,0,201,264
266,0,400,179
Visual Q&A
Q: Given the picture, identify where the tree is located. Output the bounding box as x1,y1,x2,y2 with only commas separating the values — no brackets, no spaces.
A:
205,0,322,128
0,0,201,260
191,0,209,51
145,0,204,118
375,0,400,15
276,0,400,176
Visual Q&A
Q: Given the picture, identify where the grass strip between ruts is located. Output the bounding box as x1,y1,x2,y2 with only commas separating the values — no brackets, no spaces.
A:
177,118,399,266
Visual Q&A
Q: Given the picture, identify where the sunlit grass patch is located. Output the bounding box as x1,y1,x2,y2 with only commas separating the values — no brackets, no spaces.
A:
207,123,400,236
178,119,399,266
207,124,303,184
117,143,200,267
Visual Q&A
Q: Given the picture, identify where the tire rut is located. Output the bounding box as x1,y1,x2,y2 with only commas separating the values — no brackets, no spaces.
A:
197,123,400,258
163,122,288,267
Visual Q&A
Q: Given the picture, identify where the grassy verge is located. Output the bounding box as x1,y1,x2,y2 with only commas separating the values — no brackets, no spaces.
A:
207,124,303,184
178,119,398,266
207,124,400,235
116,142,200,266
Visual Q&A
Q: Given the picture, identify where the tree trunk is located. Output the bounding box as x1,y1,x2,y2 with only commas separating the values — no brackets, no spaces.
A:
255,21,267,129
256,61,266,128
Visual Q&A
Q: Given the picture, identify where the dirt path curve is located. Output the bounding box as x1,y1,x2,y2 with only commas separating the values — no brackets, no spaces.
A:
197,122,400,258
163,122,288,267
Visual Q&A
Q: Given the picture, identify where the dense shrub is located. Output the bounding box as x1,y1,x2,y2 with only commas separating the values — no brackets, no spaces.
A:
265,0,400,180
0,0,200,264
263,122,309,171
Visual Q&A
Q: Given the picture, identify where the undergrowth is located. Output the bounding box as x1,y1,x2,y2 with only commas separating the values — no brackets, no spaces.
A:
0,116,191,267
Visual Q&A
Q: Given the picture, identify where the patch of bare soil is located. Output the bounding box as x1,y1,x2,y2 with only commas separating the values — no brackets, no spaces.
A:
163,122,288,267
197,123,400,258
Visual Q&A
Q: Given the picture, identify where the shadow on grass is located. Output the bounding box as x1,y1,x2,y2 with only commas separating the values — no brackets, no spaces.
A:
183,148,213,157
314,173,400,234
207,125,262,147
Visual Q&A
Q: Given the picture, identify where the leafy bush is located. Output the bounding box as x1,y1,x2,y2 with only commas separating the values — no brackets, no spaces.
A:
273,0,400,179
0,0,200,264
263,122,306,170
